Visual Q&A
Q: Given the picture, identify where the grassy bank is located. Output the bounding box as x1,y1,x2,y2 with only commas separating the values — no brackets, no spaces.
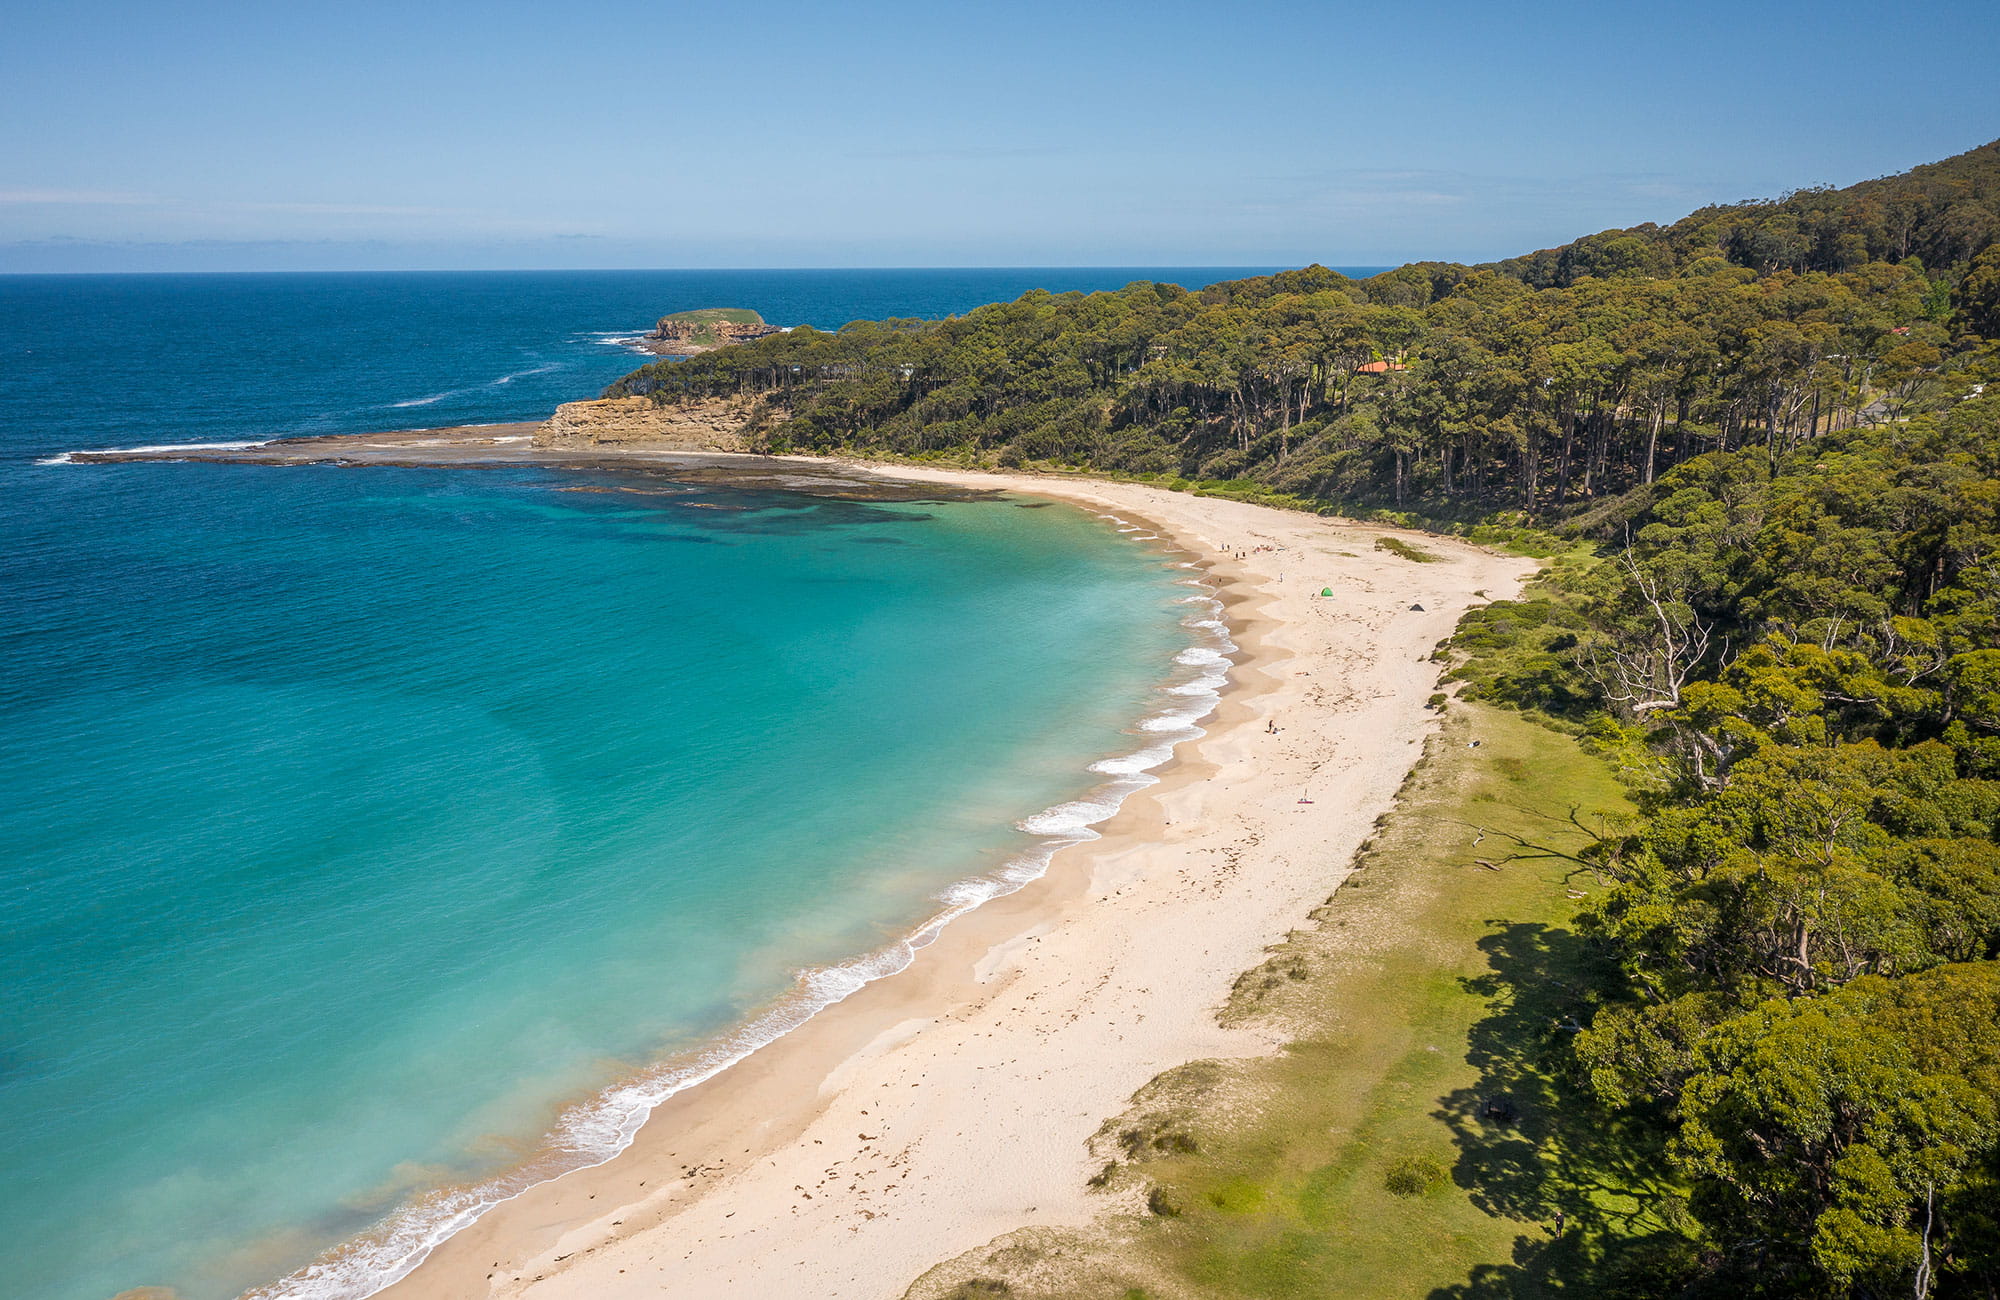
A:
911,704,1674,1300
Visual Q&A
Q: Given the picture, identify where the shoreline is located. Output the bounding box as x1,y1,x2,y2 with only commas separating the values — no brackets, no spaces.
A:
249,484,1238,1300
367,461,1530,1298
56,427,1534,1299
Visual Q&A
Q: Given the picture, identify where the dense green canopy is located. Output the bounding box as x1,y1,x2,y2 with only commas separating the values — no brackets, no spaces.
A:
1452,393,2000,1296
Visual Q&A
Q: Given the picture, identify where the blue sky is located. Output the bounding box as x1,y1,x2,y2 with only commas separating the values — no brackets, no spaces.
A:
3,0,1994,272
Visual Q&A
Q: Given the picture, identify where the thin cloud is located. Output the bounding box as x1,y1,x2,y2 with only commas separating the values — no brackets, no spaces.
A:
847,145,1070,162
1325,188,1467,208
228,200,472,218
0,189,158,205
0,192,479,219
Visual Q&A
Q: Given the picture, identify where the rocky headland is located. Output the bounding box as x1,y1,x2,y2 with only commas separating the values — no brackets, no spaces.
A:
533,394,762,451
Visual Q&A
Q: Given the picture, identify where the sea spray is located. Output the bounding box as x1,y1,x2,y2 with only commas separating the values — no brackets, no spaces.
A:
35,440,270,465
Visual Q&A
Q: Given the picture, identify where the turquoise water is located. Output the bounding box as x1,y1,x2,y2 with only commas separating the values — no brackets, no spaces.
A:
0,272,1261,1300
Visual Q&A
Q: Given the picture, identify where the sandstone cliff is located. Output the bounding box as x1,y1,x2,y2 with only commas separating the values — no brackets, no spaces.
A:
534,395,761,452
651,317,781,349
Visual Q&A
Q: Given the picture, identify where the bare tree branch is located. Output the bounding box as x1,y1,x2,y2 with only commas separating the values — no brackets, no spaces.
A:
1584,535,1717,717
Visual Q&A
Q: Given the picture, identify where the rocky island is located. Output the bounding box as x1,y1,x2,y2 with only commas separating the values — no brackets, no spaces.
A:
635,307,783,356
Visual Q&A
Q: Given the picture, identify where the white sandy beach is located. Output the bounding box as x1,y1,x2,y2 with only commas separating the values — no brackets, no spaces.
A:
361,467,1534,1300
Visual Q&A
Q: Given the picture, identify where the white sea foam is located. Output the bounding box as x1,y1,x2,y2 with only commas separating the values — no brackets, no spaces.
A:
1086,741,1177,776
493,363,561,385
387,363,561,410
580,329,662,355
935,875,1011,910
39,440,270,465
1016,795,1125,837
252,533,1240,1300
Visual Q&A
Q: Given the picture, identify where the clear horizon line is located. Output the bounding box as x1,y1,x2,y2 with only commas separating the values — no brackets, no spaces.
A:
0,262,1402,281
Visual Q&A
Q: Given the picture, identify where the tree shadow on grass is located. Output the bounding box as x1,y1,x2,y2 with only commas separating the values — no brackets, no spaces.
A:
1426,921,1701,1298
1429,1229,1712,1300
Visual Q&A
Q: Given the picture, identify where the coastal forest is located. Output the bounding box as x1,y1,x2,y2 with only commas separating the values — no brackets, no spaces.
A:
612,140,1999,523
619,142,2000,1298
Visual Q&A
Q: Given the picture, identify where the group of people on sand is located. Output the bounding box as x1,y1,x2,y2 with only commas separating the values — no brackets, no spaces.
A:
1221,543,1281,559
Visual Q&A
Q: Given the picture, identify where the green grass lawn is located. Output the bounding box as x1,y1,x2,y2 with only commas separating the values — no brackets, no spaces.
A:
659,307,764,324
1127,704,1679,1299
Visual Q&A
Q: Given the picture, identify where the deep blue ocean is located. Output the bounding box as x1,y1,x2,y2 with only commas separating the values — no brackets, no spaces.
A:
0,268,1341,1300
